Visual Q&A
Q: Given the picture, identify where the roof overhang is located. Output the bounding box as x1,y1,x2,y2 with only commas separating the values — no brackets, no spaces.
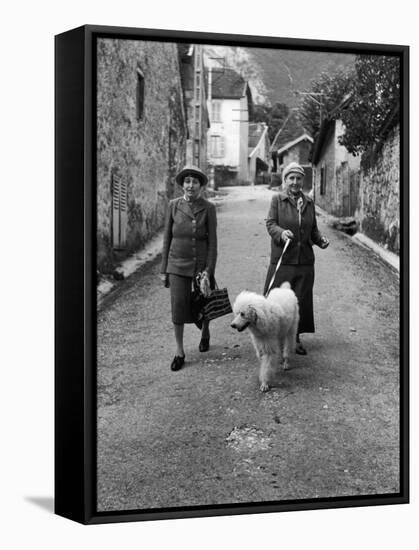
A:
276,133,313,155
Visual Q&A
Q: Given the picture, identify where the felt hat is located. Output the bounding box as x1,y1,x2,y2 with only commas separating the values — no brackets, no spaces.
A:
175,165,208,186
282,162,305,183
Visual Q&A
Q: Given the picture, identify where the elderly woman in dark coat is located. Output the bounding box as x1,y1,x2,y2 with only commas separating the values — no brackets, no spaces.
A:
264,162,329,355
160,165,217,371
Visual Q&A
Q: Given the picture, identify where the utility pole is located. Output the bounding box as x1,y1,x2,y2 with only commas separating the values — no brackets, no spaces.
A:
294,91,331,126
293,93,330,202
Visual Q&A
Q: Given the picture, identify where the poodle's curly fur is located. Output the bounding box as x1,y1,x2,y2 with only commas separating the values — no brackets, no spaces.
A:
231,283,299,392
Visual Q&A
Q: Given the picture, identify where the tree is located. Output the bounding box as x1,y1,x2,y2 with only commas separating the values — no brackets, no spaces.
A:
338,55,400,156
298,67,354,139
250,101,291,142
298,55,400,159
250,103,270,124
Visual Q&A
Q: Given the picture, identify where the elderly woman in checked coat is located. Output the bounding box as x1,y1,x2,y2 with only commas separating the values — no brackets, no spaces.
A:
264,162,330,355
160,165,217,372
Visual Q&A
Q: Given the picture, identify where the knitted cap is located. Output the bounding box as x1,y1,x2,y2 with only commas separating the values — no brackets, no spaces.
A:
282,162,305,183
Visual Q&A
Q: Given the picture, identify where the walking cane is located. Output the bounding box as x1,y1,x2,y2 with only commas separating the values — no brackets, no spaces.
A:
265,238,290,297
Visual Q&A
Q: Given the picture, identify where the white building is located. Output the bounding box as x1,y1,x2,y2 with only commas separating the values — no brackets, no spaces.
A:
206,68,253,186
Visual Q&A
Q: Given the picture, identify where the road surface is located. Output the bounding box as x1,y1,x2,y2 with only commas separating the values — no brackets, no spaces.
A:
97,186,400,512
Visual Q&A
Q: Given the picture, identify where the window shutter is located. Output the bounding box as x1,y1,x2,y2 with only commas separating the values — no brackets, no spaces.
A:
212,101,221,122
119,178,127,248
112,173,128,249
210,135,216,157
210,135,224,158
112,174,120,248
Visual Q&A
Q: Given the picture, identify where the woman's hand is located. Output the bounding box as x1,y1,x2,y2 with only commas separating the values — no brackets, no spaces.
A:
281,230,294,242
319,237,330,249
160,273,170,287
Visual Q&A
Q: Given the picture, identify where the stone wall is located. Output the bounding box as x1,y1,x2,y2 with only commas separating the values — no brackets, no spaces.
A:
357,124,400,254
96,38,187,273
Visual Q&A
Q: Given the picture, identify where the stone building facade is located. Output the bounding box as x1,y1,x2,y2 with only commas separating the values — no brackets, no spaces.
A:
356,124,400,254
312,119,361,216
312,116,400,254
96,38,187,273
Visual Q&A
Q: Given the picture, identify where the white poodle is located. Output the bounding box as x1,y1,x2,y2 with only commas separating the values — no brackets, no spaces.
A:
231,283,299,392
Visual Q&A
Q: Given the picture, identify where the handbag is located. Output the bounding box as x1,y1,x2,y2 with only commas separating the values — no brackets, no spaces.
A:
192,273,232,323
202,282,233,321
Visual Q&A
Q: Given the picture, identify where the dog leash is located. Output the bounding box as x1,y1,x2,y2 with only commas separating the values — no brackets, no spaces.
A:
265,238,290,297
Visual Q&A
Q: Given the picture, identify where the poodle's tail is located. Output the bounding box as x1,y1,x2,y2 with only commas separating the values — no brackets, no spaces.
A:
280,281,291,290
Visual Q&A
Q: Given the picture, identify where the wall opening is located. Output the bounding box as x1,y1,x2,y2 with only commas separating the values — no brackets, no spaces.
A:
136,67,145,120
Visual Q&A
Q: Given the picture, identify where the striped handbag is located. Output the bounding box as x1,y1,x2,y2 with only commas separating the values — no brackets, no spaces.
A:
202,282,233,321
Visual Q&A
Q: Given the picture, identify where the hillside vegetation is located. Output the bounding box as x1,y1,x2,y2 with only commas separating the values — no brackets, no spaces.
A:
204,45,355,107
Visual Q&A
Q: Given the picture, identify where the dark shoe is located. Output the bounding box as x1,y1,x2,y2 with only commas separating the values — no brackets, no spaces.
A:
170,355,185,371
295,342,307,355
199,337,210,352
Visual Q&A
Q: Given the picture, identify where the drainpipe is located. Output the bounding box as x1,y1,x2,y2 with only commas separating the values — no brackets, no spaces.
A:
207,65,215,189
208,65,212,112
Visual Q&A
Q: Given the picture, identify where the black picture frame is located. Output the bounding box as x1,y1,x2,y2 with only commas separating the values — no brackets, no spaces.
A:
55,24,409,525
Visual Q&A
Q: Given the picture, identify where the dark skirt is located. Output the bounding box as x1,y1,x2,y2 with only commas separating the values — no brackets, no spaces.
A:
169,274,195,324
263,264,315,334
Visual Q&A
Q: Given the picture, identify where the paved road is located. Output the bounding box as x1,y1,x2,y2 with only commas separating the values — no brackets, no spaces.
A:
97,186,400,512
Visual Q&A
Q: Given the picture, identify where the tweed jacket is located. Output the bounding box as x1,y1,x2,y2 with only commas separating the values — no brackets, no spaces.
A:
266,191,324,265
161,196,217,278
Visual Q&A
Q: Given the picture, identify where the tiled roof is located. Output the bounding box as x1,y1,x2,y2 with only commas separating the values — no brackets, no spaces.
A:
311,93,353,164
248,123,266,147
210,68,246,99
276,133,313,155
270,111,305,151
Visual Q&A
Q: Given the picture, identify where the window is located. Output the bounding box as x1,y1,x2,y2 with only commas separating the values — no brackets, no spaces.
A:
136,67,145,120
211,100,221,122
211,135,225,158
320,165,326,195
112,173,128,249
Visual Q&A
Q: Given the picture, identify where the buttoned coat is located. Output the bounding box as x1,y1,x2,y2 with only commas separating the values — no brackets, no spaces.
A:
266,191,323,265
161,196,217,278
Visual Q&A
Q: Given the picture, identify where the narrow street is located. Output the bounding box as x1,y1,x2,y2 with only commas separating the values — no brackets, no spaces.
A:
97,186,400,512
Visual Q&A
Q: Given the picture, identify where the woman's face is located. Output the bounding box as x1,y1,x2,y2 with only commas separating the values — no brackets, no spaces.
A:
183,176,202,200
284,172,303,195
